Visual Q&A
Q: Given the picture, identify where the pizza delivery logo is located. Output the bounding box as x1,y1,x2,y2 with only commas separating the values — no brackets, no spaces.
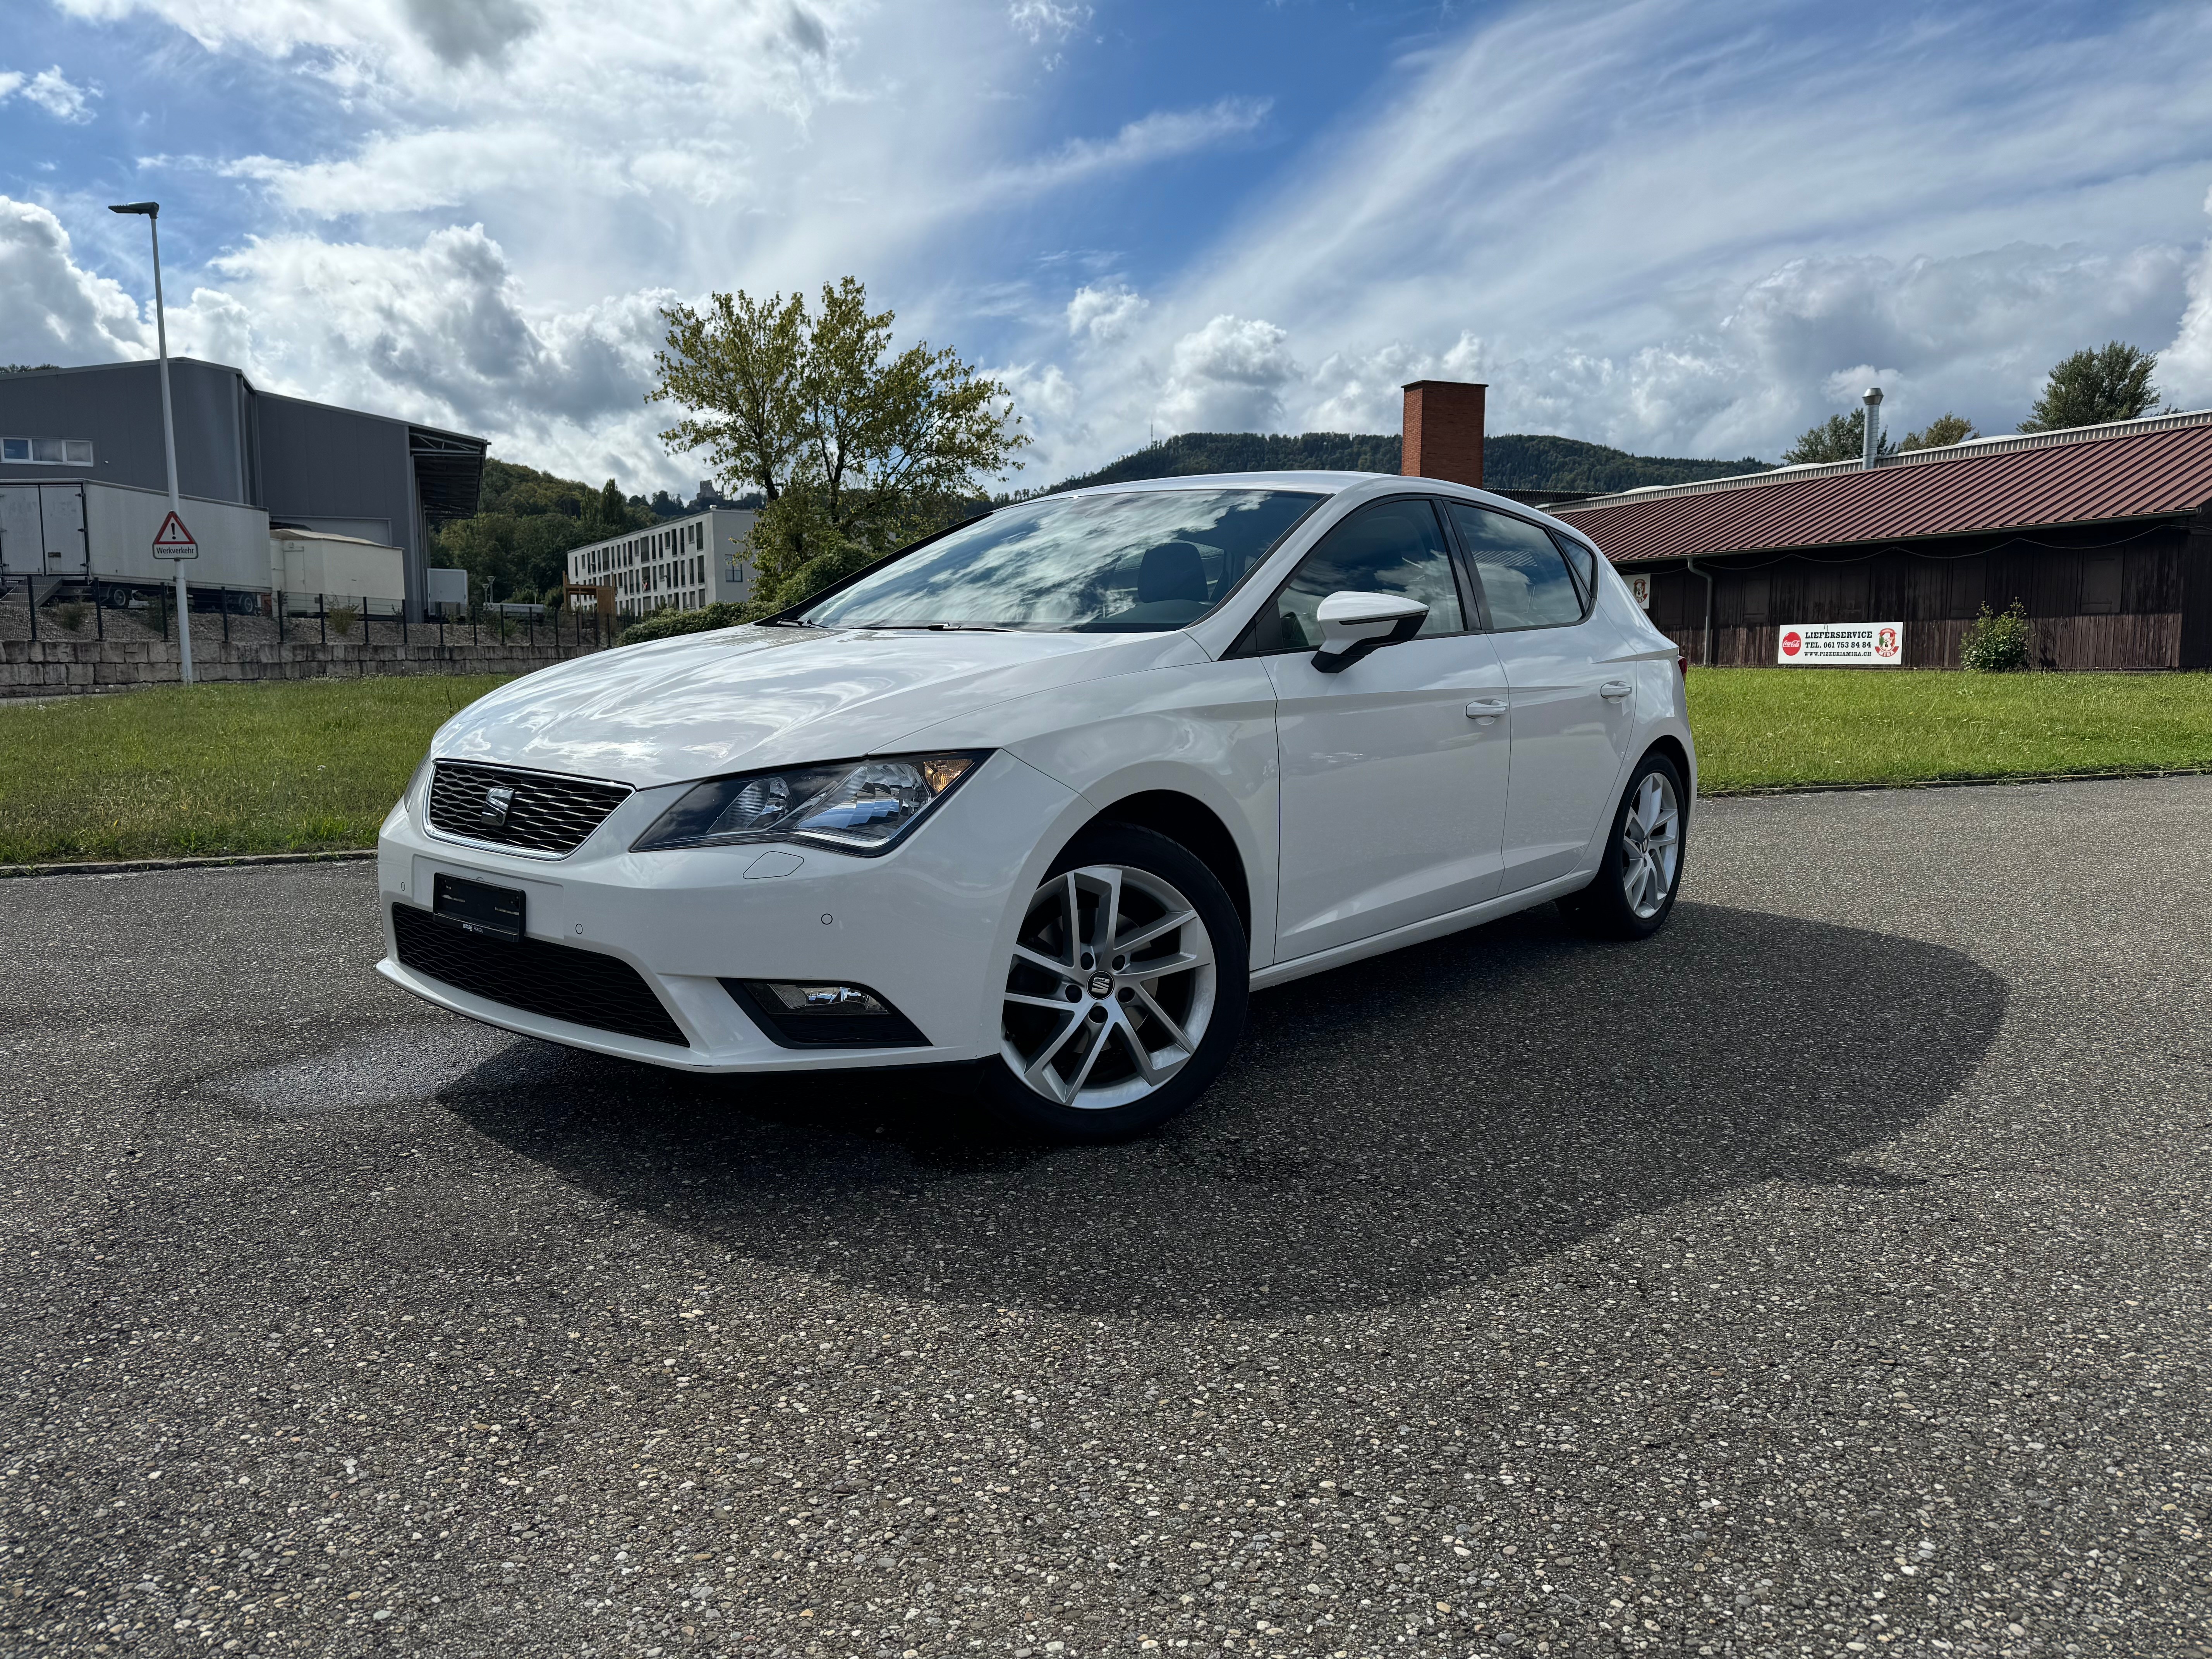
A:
1875,625,1900,658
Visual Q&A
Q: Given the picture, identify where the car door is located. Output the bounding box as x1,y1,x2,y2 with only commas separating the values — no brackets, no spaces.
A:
1445,502,1636,893
1252,495,1512,960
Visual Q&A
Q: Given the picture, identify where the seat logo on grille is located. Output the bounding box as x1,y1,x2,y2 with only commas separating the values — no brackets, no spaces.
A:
480,785,517,825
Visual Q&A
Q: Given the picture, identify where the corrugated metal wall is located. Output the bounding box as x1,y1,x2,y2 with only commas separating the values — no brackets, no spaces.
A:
0,359,248,501
1640,520,2198,670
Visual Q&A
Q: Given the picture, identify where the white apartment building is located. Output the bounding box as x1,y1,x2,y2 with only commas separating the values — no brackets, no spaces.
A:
565,503,760,620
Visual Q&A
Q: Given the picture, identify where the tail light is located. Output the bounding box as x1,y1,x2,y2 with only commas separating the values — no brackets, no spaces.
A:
1678,652,1688,677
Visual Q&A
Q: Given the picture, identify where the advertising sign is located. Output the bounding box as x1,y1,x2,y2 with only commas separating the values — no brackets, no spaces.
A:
1627,573,1652,610
1777,622,1904,666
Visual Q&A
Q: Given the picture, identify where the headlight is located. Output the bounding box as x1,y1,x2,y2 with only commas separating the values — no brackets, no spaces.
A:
404,752,436,822
632,752,987,855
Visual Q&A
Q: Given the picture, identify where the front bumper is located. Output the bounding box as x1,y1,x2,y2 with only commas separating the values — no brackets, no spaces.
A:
374,750,1083,1072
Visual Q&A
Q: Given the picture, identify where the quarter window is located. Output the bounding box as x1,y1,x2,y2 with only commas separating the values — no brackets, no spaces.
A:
1256,497,1464,652
1553,532,1597,606
1447,503,1585,630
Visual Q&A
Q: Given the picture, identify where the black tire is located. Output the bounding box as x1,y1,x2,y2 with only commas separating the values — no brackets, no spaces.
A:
1560,750,1688,940
975,823,1249,1142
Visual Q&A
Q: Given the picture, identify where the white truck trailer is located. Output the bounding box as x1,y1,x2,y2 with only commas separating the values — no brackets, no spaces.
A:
0,479,274,601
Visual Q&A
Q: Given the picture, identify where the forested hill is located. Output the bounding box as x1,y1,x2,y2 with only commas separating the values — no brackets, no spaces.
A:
1038,431,1771,495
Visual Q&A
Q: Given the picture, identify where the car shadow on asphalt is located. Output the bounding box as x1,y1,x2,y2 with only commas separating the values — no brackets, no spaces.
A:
437,900,2008,1318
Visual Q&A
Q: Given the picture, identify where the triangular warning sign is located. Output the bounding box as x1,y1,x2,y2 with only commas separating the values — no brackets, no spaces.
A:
153,510,196,549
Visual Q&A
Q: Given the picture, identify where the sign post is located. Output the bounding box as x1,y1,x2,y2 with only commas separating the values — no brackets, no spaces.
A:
109,199,192,682
152,510,198,671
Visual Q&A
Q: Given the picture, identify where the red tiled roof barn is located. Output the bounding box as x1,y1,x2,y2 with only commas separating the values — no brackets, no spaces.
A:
1553,411,2212,671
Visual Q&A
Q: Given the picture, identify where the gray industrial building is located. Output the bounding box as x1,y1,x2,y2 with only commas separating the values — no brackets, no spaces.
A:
0,358,485,616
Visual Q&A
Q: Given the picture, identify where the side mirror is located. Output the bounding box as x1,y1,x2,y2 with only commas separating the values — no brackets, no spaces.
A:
1312,591,1429,674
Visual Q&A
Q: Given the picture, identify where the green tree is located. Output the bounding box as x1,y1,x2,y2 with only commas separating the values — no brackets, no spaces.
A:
1899,412,1977,451
652,288,810,501
1783,408,1891,465
651,276,1028,616
2020,342,2164,431
432,458,646,605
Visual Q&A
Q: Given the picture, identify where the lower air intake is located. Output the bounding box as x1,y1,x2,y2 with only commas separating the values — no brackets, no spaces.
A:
391,904,688,1047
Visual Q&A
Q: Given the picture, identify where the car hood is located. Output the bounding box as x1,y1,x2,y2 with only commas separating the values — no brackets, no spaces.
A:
432,624,1209,787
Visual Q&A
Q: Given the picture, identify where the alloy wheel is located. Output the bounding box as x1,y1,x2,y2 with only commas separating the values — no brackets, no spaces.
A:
1619,769,1681,920
1001,863,1218,1110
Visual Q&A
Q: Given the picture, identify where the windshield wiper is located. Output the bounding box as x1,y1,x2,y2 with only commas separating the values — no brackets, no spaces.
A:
855,622,1013,632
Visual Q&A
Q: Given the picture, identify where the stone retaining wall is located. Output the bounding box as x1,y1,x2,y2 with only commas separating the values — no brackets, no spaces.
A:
1,635,606,694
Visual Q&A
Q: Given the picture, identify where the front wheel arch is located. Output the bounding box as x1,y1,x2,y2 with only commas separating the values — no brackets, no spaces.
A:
1077,789,1252,943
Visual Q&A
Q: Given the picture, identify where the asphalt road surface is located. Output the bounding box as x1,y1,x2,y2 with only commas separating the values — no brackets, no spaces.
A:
3,779,2209,1659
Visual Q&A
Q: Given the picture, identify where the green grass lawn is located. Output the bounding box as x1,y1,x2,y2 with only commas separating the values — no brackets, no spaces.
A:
0,677,508,866
3,668,2209,866
1690,668,2212,792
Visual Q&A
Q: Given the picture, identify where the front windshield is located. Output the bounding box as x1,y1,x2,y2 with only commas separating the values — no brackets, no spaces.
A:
799,488,1324,632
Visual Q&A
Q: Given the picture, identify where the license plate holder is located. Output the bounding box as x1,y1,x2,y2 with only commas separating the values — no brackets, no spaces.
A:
433,873,526,941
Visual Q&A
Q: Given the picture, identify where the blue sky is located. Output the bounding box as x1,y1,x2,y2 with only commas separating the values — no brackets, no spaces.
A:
5,0,2212,495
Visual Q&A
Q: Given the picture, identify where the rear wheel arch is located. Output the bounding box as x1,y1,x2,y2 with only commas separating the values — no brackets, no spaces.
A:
1642,733,1694,805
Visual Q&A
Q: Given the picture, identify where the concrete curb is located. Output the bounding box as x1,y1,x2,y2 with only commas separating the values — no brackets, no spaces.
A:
1703,765,2212,799
0,848,378,880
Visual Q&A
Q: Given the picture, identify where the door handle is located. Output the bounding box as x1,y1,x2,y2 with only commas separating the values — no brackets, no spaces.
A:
1599,680,1632,701
1466,698,1507,723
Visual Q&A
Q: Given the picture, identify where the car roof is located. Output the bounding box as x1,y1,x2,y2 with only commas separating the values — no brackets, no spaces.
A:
1050,469,1598,544
1056,470,1380,496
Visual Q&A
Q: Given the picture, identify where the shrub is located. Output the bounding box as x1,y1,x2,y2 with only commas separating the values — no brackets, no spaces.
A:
53,602,87,632
328,604,359,638
1961,600,2031,672
617,600,752,647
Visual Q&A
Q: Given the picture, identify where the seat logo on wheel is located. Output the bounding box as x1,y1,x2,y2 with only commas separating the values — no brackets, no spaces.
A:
1088,973,1113,998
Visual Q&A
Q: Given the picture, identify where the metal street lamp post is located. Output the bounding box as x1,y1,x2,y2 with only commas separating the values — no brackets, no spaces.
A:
108,200,192,684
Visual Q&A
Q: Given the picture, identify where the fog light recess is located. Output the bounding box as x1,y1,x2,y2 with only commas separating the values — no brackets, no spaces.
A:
721,979,929,1049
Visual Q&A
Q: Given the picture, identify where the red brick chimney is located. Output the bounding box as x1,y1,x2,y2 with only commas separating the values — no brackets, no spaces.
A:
1401,380,1486,488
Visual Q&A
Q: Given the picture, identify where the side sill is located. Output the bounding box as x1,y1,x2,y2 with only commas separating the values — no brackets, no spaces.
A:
1247,873,1592,993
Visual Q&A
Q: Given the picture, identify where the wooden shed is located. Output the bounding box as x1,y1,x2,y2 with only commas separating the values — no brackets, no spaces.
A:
1553,409,2212,670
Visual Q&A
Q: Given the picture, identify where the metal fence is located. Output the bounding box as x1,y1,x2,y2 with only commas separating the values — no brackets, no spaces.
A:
1,576,611,652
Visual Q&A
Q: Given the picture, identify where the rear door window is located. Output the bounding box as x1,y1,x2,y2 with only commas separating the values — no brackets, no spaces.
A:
1446,503,1587,630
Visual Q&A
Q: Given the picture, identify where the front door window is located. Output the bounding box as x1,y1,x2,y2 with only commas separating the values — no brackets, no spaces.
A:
1259,498,1510,959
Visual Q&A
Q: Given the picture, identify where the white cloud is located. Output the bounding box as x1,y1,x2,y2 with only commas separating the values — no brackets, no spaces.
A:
1011,0,2212,471
1007,1,1091,44
1158,315,1298,432
0,66,97,121
2161,187,2212,409
26,0,2212,494
1066,283,1145,344
984,98,1270,199
0,199,146,364
161,223,680,483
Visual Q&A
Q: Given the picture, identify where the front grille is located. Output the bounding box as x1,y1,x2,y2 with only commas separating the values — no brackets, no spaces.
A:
427,761,629,856
391,905,688,1047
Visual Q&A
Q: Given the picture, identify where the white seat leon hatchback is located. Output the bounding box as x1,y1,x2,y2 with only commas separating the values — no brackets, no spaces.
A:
377,472,1693,1138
